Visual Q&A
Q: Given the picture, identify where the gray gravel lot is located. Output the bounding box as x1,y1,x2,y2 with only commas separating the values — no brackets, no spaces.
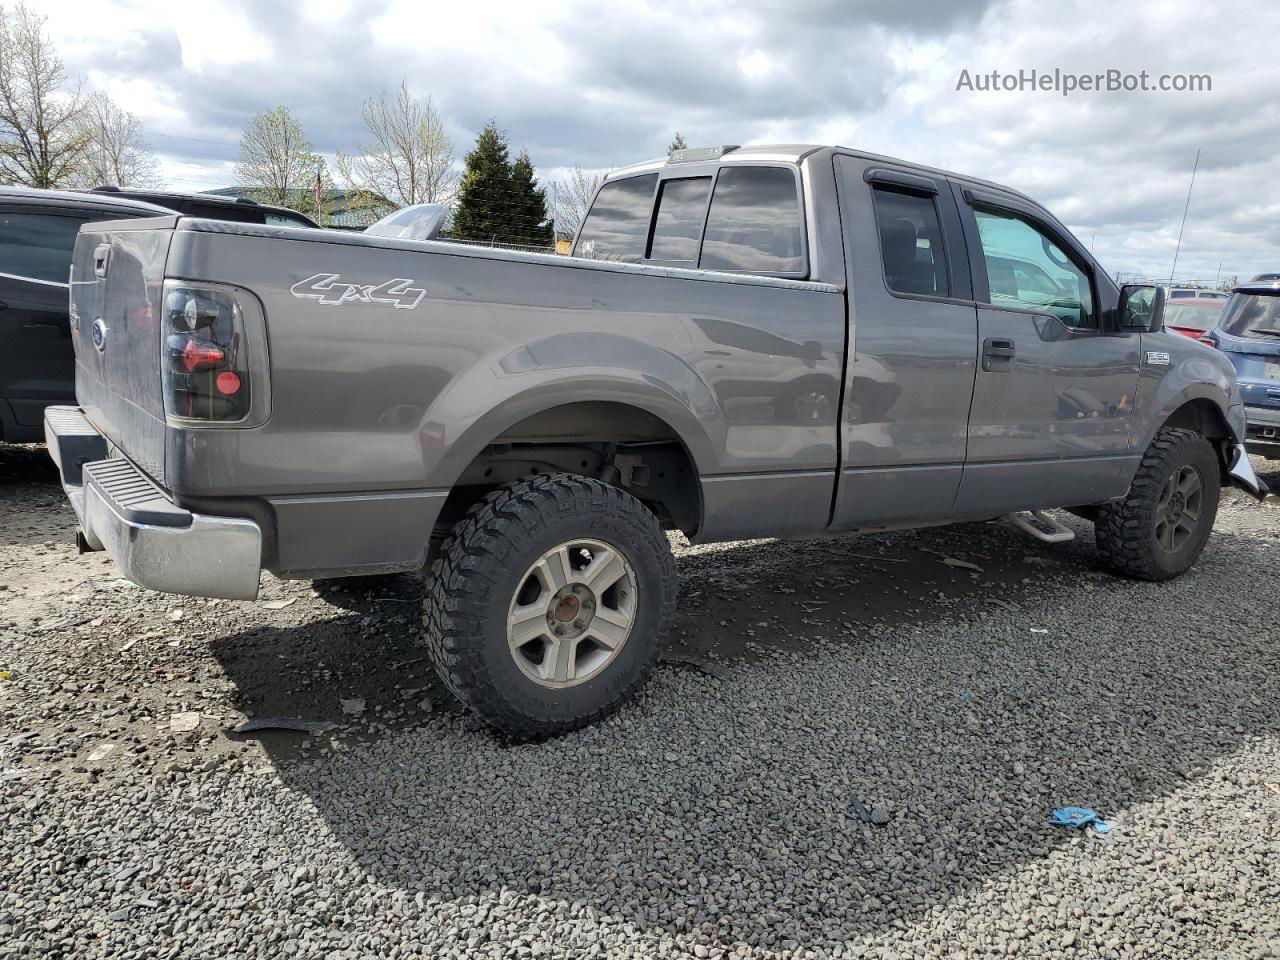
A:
3,442,1280,959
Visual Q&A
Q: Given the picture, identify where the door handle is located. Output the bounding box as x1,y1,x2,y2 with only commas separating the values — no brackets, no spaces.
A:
982,337,1016,371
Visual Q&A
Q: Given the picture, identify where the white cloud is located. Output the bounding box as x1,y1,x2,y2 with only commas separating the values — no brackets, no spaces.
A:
35,0,1280,281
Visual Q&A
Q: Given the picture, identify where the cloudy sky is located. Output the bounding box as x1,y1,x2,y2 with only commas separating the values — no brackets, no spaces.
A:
42,0,1280,282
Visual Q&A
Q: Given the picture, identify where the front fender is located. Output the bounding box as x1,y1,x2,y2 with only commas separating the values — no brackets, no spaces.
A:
422,332,725,487
1135,337,1266,499
1134,338,1235,452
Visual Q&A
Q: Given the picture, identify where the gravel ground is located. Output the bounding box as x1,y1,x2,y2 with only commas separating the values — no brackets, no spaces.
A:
3,441,1280,959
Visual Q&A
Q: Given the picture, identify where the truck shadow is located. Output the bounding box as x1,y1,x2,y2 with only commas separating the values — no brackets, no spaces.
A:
208,503,1280,952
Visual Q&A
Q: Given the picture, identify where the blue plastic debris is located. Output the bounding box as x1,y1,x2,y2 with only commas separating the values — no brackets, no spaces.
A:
1048,806,1112,834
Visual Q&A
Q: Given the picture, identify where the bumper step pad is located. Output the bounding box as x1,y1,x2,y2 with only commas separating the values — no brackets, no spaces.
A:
82,459,190,527
43,406,107,486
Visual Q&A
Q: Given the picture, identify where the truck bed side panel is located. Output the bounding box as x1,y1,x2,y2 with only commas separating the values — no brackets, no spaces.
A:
162,227,846,518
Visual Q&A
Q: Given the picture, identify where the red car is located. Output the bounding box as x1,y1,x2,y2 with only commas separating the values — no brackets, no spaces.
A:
1163,296,1226,339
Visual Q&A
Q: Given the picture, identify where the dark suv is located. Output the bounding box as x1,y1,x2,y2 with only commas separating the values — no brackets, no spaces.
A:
87,187,318,228
0,187,177,442
0,187,318,443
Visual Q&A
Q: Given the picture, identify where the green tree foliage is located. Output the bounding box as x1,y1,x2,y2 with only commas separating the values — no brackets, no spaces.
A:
669,132,687,153
235,105,327,218
450,120,551,246
509,149,553,246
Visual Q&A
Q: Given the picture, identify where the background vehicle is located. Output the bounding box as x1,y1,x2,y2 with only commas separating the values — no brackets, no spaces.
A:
1163,296,1226,339
0,187,316,444
1251,273,1280,282
0,187,172,442
1166,287,1229,300
1201,281,1280,456
88,186,318,228
46,144,1265,737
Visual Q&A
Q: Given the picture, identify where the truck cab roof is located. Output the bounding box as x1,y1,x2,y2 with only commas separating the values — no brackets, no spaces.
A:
605,143,1037,204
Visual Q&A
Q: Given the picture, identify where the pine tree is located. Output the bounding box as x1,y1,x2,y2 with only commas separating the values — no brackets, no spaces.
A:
449,119,513,243
510,149,553,246
669,132,687,153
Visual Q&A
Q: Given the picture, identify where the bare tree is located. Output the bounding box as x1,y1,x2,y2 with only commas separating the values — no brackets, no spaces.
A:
549,165,606,242
235,105,323,212
68,91,160,188
0,3,90,187
336,80,456,207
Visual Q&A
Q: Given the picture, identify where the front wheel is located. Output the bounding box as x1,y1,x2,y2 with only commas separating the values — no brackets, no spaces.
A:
1094,427,1220,581
423,474,677,738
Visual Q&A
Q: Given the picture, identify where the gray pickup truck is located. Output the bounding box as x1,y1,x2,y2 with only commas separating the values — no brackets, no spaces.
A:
45,143,1264,737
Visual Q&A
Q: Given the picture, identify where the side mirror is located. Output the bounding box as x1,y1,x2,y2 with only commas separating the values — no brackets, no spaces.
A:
1119,284,1165,333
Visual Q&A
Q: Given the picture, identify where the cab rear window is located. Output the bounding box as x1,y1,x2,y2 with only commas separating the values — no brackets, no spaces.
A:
1219,293,1280,340
699,166,804,274
648,177,711,263
574,174,657,263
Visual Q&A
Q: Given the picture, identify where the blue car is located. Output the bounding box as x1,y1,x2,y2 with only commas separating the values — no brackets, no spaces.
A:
1203,281,1280,458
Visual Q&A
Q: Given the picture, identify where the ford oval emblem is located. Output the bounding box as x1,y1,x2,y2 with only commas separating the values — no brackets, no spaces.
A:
91,318,107,352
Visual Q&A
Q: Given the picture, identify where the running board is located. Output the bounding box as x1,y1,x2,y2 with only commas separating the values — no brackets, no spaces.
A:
1004,510,1075,544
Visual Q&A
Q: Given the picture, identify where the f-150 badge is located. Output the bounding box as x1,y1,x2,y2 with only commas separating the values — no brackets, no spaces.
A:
290,273,425,309
1144,351,1171,366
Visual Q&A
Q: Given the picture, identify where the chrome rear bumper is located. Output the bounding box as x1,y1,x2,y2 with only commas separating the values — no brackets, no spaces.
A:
44,406,263,600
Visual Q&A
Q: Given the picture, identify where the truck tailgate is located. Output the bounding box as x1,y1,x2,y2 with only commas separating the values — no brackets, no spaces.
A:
70,217,177,484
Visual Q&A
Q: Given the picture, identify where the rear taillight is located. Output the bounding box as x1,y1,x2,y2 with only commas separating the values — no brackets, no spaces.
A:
161,282,258,423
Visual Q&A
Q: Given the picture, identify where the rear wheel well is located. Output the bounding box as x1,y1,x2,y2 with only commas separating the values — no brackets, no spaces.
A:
1157,398,1234,481
435,402,701,543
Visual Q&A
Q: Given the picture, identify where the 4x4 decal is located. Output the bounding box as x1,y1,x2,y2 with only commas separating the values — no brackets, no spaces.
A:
290,273,425,309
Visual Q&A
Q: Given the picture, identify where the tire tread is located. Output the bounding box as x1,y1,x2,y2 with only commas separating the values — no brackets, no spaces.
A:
1094,427,1218,581
423,473,676,738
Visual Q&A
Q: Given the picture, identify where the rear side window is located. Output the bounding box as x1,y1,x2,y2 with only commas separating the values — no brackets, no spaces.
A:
0,212,86,284
648,177,711,263
183,202,262,225
265,212,311,227
575,174,657,262
871,187,950,297
699,167,804,274
1219,293,1280,340
973,208,1096,330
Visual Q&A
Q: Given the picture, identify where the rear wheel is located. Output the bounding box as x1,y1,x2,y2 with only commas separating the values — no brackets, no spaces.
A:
423,473,676,738
1094,427,1220,581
